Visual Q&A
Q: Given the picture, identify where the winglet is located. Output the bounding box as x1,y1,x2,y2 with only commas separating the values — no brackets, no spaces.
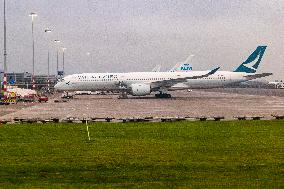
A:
208,67,220,75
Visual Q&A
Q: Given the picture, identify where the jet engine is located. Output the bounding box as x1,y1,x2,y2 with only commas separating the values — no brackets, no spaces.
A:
130,83,151,96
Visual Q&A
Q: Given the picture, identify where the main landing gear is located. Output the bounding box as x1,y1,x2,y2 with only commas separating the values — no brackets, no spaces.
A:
155,93,172,98
117,81,128,99
118,91,128,99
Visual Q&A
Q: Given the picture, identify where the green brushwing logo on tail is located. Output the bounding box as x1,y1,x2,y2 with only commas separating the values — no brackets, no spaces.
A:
234,46,267,73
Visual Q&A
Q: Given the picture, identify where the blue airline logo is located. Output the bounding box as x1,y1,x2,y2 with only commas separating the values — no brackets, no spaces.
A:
180,64,193,71
234,46,267,73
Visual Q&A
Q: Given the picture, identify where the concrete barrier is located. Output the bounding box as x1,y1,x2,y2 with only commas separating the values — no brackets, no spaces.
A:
271,115,284,120
26,119,38,124
213,116,225,121
51,118,60,123
234,116,246,120
250,116,264,120
144,116,154,120
175,117,187,121
4,114,284,124
197,117,208,121
0,120,9,124
118,117,151,123
161,117,174,122
184,117,196,121
81,118,91,124
39,119,52,124
91,117,115,122
119,118,128,123
14,117,24,123
62,117,82,123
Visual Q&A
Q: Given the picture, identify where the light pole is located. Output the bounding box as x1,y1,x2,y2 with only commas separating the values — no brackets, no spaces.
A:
62,47,66,76
29,12,37,90
3,0,7,99
54,40,60,77
44,28,52,92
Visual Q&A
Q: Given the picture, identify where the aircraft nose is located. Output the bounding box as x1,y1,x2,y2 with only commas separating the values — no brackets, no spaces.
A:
54,82,62,91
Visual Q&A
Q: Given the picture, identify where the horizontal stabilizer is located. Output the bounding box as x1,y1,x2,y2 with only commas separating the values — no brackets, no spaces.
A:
244,73,273,80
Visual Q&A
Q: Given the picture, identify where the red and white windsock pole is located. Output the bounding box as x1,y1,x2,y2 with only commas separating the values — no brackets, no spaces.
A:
3,0,8,99
32,76,35,90
3,73,7,99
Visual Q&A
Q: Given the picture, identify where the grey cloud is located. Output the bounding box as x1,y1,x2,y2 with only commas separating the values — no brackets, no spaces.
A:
0,0,283,80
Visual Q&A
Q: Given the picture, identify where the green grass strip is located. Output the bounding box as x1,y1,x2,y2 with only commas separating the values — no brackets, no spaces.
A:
0,120,283,188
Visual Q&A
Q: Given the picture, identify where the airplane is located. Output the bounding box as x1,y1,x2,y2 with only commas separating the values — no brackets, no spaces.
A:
268,80,284,89
54,67,220,98
169,54,194,72
169,46,272,90
151,65,161,72
55,46,272,98
151,54,194,72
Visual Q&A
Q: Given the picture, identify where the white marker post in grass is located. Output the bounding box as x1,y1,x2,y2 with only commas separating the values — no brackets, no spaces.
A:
86,120,91,141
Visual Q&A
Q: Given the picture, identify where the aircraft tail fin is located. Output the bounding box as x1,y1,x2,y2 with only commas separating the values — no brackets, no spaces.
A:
169,54,194,72
152,65,161,72
234,46,267,73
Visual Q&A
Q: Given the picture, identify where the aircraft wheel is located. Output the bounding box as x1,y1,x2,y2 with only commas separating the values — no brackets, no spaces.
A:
166,94,172,98
155,93,171,98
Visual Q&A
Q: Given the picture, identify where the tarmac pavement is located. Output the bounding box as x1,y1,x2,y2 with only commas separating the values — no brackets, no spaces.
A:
1,89,284,120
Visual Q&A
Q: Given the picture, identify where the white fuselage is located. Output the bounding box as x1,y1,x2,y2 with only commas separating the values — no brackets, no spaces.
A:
55,71,250,92
171,71,248,90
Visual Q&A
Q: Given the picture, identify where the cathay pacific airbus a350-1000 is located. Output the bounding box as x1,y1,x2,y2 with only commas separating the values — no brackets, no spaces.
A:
54,46,272,98
54,67,220,98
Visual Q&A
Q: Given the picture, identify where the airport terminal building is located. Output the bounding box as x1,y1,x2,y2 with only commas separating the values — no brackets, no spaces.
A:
0,72,57,91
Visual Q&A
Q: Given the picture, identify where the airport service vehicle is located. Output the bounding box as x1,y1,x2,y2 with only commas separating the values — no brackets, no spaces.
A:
55,68,220,98
74,91,106,95
38,96,48,103
269,81,284,89
55,46,272,98
74,91,92,95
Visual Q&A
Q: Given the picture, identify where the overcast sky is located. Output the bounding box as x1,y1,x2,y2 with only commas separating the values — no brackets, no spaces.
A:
0,0,283,80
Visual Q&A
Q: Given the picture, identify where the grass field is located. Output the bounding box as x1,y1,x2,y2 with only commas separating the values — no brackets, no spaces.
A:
0,121,283,188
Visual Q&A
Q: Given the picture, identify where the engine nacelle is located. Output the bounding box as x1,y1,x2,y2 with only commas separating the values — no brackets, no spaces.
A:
130,83,151,96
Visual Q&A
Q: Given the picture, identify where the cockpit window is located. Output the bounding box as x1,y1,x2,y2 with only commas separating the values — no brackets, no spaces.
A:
57,78,65,82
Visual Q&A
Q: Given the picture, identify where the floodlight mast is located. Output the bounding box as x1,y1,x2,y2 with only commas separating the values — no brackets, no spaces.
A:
45,28,52,92
62,47,66,76
29,12,37,90
54,40,61,77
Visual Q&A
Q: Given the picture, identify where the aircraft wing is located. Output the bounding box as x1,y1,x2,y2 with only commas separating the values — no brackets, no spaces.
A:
244,73,273,80
151,67,220,88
